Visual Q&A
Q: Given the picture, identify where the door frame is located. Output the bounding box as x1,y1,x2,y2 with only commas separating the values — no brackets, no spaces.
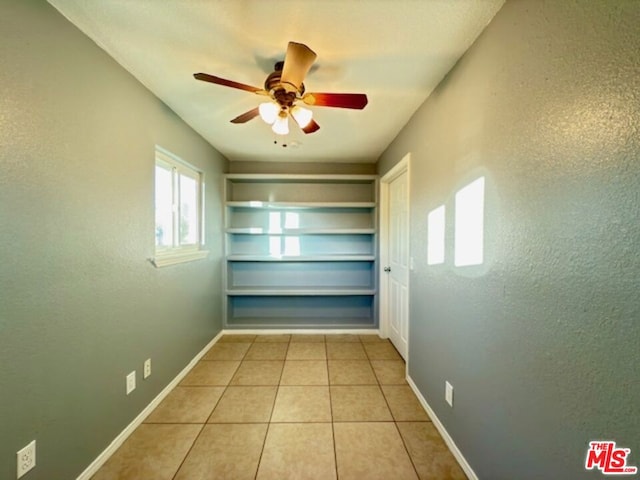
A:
379,153,411,355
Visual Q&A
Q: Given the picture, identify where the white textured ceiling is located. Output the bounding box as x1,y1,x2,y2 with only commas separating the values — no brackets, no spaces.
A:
48,0,504,163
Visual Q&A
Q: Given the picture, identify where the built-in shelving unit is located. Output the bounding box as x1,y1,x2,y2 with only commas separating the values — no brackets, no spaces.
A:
224,174,378,329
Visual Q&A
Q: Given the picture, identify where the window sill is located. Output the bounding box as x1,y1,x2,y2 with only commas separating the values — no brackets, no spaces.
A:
151,250,209,268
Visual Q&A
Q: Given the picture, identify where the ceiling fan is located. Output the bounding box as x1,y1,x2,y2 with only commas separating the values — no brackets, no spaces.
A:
194,41,368,135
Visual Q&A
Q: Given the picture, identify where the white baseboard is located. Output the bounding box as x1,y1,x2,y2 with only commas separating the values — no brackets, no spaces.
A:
406,375,479,480
221,328,382,335
76,331,224,480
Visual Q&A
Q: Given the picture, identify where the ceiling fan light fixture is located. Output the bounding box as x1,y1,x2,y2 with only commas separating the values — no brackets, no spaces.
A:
272,113,289,135
290,105,313,129
259,102,279,124
194,41,367,137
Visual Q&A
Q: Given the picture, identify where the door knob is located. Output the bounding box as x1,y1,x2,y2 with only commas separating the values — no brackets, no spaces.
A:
384,267,391,272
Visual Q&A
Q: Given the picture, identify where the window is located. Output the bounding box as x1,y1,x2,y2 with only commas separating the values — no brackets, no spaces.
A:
153,146,208,267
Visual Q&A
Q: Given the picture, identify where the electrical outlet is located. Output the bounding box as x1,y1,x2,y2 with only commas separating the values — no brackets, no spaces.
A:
126,371,136,395
445,381,454,407
17,440,36,478
143,359,151,379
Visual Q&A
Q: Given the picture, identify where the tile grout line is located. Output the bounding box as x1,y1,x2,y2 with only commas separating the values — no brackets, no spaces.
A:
170,423,206,480
253,335,291,479
361,335,396,424
393,420,422,479
202,339,247,425
331,333,381,477
246,334,269,480
170,336,251,480
373,343,422,480
198,337,248,427
327,337,340,480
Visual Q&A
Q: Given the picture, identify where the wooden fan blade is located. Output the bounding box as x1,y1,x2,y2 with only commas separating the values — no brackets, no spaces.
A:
194,73,262,93
281,42,317,93
303,92,368,109
230,107,260,124
302,119,320,134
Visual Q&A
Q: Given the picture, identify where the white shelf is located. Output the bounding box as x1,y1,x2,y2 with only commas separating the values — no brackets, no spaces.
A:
227,288,376,296
225,318,376,328
227,201,376,209
227,255,375,262
225,173,378,182
226,228,376,235
224,173,378,329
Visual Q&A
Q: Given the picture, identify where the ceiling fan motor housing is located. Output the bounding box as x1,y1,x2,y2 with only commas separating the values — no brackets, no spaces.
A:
265,62,305,109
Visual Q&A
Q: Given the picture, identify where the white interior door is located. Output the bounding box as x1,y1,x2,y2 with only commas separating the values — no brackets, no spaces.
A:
385,168,410,360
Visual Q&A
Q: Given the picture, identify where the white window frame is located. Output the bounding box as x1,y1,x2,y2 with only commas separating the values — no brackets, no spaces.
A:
152,146,208,267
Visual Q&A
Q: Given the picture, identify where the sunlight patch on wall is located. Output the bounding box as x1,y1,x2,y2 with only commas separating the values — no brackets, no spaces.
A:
268,235,300,257
269,236,281,257
427,205,445,265
284,236,301,256
284,212,300,229
454,177,485,267
268,212,282,233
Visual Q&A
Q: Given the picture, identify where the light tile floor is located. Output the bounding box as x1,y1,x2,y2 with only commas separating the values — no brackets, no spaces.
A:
92,334,467,480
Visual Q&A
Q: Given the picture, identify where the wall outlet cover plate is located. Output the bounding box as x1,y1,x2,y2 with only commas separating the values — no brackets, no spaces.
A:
17,440,36,478
144,359,151,379
126,371,136,395
445,381,454,407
